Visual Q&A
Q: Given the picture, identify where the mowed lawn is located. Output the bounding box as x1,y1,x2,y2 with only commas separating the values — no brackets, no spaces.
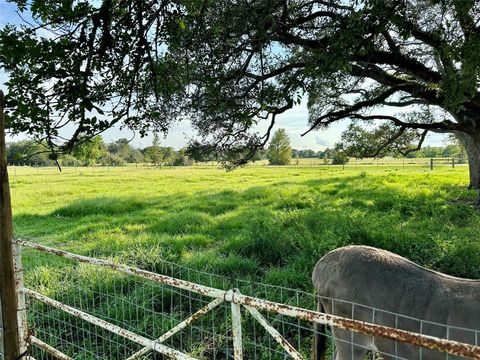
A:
12,165,480,291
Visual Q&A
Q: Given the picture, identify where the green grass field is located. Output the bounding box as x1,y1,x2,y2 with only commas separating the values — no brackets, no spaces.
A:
12,164,480,359
13,164,480,287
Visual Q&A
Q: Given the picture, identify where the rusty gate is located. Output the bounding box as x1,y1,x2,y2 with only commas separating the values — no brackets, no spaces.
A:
4,240,480,360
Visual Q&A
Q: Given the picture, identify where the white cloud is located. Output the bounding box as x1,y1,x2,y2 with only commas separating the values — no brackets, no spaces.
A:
315,136,330,148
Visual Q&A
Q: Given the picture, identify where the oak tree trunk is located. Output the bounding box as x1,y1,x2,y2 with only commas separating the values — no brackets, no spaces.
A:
457,131,480,207
0,90,20,359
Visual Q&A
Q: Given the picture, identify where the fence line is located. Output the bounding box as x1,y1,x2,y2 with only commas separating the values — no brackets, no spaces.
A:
16,240,480,359
5,156,469,176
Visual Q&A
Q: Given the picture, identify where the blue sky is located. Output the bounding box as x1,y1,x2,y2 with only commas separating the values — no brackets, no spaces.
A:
0,0,446,150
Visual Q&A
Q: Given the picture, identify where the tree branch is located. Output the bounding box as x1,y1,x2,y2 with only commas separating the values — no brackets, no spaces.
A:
347,114,460,133
303,85,410,135
369,126,407,158
350,64,444,106
353,50,442,83
399,130,428,156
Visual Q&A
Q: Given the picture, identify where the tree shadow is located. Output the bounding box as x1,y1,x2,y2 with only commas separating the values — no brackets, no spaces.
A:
15,174,480,290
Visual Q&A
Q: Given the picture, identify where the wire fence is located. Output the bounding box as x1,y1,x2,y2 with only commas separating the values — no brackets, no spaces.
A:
4,157,468,176
2,240,474,360
25,252,318,359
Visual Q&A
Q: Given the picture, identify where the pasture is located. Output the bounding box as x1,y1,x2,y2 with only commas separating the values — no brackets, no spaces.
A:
11,164,480,358
13,164,480,288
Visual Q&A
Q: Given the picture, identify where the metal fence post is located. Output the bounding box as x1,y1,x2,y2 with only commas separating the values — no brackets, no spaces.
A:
231,289,243,360
13,243,27,354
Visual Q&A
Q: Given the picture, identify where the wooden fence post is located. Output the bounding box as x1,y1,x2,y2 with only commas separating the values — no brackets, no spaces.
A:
430,158,434,170
0,90,21,360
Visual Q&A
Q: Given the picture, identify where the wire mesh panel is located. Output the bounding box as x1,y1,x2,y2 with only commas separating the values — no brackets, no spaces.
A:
315,297,480,360
22,248,480,360
25,257,321,360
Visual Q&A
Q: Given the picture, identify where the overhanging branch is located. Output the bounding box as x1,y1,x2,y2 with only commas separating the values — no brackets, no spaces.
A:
399,129,428,156
348,114,460,133
302,85,410,136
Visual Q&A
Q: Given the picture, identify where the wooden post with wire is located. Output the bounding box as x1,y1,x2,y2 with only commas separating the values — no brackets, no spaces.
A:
0,90,21,360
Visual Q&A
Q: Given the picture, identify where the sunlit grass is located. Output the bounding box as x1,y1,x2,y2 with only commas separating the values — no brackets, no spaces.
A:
11,164,480,290
13,164,480,358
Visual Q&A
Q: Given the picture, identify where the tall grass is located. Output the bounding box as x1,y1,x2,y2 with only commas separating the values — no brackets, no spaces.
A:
13,165,479,358
13,165,480,288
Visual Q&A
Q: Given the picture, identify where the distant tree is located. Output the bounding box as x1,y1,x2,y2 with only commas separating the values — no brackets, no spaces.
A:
173,148,194,166
442,145,460,158
251,148,267,162
319,148,333,160
267,129,291,165
442,135,467,161
331,144,349,165
6,140,33,165
60,154,82,167
107,138,141,163
126,149,144,163
401,138,466,161
339,124,427,159
6,140,51,166
405,151,419,159
144,133,163,165
163,147,175,165
332,153,348,165
108,139,128,157
98,153,126,166
279,148,322,159
144,147,162,165
73,136,105,166
303,149,317,158
421,146,443,158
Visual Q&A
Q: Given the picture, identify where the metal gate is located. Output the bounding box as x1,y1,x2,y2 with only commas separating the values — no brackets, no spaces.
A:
6,240,480,360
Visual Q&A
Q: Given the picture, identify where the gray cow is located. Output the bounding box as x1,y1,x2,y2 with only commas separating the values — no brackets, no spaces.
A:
312,246,480,360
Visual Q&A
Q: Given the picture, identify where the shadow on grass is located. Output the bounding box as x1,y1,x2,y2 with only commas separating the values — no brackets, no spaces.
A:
15,174,480,290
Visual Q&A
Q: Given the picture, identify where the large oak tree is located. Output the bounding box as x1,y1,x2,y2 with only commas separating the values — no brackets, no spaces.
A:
175,0,480,204
2,1,480,200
